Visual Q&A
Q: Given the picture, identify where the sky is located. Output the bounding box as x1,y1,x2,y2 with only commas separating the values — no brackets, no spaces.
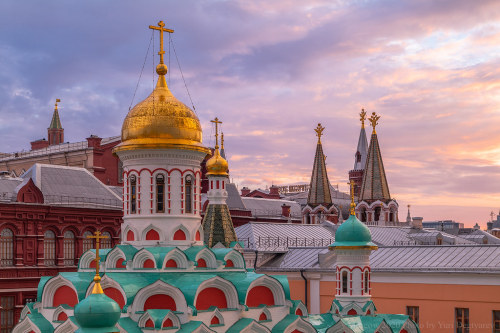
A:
0,0,499,227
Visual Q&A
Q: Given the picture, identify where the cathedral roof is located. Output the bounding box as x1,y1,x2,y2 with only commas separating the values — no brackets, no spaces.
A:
359,114,391,203
49,108,62,130
307,124,333,207
202,204,238,247
353,110,368,170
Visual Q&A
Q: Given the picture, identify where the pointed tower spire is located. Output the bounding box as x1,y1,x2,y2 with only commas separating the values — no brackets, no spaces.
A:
48,99,64,145
202,118,238,248
359,112,390,202
307,123,333,206
349,109,369,198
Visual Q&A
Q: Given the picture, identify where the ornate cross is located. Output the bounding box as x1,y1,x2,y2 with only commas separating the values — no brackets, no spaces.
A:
314,123,325,143
211,117,223,148
368,112,381,134
149,21,174,65
86,231,108,277
348,180,356,216
360,108,366,129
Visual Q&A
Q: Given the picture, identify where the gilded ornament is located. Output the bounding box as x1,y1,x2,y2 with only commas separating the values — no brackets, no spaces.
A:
368,112,381,134
314,123,325,143
360,108,366,128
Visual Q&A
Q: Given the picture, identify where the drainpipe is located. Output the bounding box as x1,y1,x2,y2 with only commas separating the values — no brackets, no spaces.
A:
300,270,308,309
253,250,258,270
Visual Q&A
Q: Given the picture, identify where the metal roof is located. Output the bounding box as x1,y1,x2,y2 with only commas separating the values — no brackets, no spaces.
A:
225,183,246,210
241,197,302,218
259,245,500,273
235,222,336,251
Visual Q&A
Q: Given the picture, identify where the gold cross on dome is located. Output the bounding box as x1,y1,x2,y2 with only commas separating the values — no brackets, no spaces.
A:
149,21,174,65
86,231,108,277
368,112,381,134
211,117,223,148
314,123,325,143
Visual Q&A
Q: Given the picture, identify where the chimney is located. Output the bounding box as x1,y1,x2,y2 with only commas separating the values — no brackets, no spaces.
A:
281,204,291,217
30,139,49,151
86,135,102,148
411,217,423,229
269,185,280,198
241,187,250,196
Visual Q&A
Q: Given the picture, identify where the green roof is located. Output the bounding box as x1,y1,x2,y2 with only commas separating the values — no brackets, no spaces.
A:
307,313,338,333
117,317,142,333
330,214,377,248
144,309,177,328
226,318,257,332
74,293,120,330
26,312,54,333
271,314,301,332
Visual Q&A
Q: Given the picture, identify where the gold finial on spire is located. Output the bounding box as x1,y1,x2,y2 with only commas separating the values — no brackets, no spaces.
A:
149,21,174,77
314,123,325,143
368,112,381,134
360,108,367,129
55,98,61,110
210,117,223,149
86,231,109,294
349,180,356,216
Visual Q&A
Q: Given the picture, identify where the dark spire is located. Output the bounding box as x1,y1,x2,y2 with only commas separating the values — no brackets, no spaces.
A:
307,124,333,207
359,113,391,203
353,110,368,170
48,99,64,146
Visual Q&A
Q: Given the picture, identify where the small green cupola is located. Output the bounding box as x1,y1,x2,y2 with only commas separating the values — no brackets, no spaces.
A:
75,232,120,333
329,181,377,250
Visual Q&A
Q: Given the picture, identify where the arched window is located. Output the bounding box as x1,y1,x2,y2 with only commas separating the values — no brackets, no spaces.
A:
364,270,369,293
101,231,112,249
374,206,381,222
356,151,361,163
0,229,14,266
44,230,56,266
185,176,193,214
82,231,93,253
342,270,348,294
360,208,367,222
156,174,165,213
63,231,75,266
130,175,137,214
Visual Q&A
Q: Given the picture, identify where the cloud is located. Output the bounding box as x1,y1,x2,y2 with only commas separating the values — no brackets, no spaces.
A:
0,0,499,226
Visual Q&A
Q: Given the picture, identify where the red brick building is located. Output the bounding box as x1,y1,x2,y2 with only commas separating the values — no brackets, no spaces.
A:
0,164,122,329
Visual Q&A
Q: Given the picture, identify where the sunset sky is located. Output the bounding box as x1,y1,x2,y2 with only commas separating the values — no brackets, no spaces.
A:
0,1,499,226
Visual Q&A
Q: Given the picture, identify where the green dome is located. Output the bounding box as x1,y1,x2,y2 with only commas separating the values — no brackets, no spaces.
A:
74,293,121,331
330,214,377,249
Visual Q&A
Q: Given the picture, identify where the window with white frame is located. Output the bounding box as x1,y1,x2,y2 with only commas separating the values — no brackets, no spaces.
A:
0,229,13,267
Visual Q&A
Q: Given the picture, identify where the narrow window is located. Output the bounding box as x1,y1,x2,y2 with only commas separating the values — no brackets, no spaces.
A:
406,306,419,325
342,270,348,293
44,230,56,266
63,231,75,266
117,161,124,184
185,176,193,213
493,310,500,333
0,296,15,333
82,231,93,252
0,229,13,267
156,174,165,213
101,231,112,249
364,270,369,293
130,175,137,214
455,308,469,333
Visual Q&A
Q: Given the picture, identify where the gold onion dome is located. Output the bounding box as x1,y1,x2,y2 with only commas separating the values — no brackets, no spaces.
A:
206,148,228,176
115,63,209,154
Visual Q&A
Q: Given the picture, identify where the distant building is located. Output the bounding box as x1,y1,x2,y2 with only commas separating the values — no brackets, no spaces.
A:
0,100,122,186
0,164,122,328
301,124,339,224
355,112,400,225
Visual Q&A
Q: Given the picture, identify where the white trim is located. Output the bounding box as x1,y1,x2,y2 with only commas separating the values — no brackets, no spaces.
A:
79,250,96,269
162,248,189,269
171,224,190,241
85,275,127,307
194,276,239,309
12,316,40,333
41,275,78,308
195,248,217,269
131,280,188,314
132,248,157,269
224,250,245,269
142,224,163,241
282,317,317,333
105,247,127,269
245,275,286,307
54,319,79,333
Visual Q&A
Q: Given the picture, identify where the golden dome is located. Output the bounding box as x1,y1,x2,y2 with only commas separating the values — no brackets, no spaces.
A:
206,148,229,176
114,64,209,154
